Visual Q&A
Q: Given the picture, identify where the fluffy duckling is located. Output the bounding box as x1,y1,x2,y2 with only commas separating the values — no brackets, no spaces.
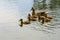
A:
20,19,30,27
28,14,37,21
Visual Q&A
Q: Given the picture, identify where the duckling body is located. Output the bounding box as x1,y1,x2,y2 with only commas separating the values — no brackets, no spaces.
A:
23,21,30,24
39,16,52,24
36,12,41,16
28,14,37,21
44,16,53,23
30,18,37,21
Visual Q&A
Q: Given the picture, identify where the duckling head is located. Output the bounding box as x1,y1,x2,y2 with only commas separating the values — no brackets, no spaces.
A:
19,19,23,27
28,14,31,17
31,6,35,11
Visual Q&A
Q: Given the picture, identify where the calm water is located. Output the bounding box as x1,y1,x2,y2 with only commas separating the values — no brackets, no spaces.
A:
0,0,60,40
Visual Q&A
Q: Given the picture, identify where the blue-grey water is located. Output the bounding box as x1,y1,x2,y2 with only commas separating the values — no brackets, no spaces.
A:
0,0,60,40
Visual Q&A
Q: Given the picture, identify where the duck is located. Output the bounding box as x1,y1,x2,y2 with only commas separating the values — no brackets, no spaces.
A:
28,14,37,21
40,16,52,23
19,19,30,27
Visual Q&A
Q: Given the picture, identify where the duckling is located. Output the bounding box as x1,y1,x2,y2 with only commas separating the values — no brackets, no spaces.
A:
41,16,45,24
28,14,37,21
30,18,37,21
37,13,41,22
44,18,51,23
31,7,35,16
20,19,30,27
40,11,48,17
36,12,41,16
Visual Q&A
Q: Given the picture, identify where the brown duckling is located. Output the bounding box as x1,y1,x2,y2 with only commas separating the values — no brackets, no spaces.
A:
44,16,53,23
31,7,35,16
47,16,53,19
20,19,30,27
40,16,45,24
36,12,47,22
40,11,48,18
28,14,37,21
44,18,52,23
35,12,41,16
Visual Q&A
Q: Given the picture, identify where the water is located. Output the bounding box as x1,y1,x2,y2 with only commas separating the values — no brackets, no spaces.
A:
0,0,60,40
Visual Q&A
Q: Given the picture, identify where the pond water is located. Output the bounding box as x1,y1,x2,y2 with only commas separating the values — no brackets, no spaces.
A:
0,0,60,40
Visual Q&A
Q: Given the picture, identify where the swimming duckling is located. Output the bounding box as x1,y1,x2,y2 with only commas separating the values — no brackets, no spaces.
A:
35,12,41,16
40,16,45,24
28,14,37,21
31,7,35,16
44,18,51,23
20,19,30,27
40,12,48,18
